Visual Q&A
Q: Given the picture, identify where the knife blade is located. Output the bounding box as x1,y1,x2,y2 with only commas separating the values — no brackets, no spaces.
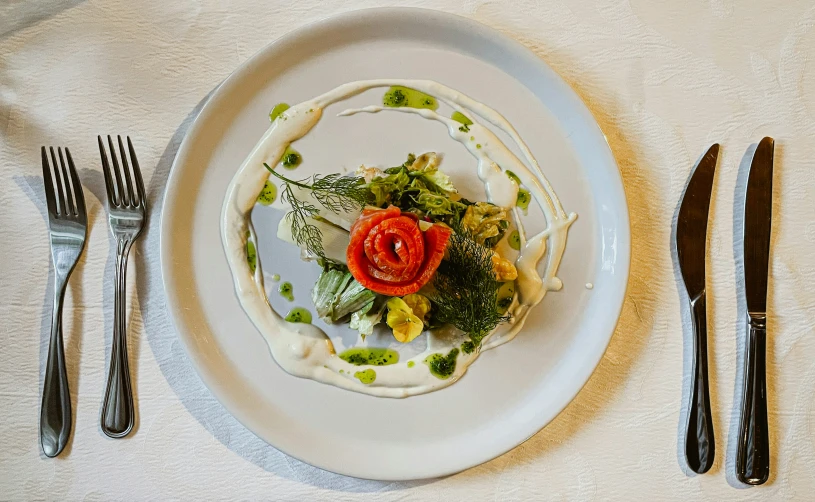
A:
677,144,719,296
744,137,774,314
675,143,719,474
736,137,774,485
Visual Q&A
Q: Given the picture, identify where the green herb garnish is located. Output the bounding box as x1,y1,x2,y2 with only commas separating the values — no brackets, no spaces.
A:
368,153,467,222
402,153,416,168
265,163,370,258
431,227,510,348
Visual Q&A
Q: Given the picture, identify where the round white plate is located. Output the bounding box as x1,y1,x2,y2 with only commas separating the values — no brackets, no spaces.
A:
161,7,629,480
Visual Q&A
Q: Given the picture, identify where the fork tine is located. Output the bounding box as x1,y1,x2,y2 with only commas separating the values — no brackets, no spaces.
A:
127,137,146,207
57,148,76,216
98,135,117,205
117,135,136,207
65,148,86,220
49,147,66,215
107,135,128,206
41,147,58,217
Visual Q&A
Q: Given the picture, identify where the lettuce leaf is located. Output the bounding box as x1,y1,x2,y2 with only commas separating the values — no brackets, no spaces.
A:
311,268,352,320
349,296,387,338
416,168,456,193
368,169,410,206
331,279,376,321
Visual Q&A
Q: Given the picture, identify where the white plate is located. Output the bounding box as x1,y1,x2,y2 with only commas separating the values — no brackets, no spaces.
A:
160,7,629,480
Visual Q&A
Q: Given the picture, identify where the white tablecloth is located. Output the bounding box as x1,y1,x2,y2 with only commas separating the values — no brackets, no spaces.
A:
2,1,814,500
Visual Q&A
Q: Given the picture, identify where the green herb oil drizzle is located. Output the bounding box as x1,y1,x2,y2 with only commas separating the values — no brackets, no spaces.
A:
424,348,460,380
284,307,311,323
354,369,376,384
256,180,277,205
339,348,399,366
383,86,438,110
279,282,294,301
269,102,290,122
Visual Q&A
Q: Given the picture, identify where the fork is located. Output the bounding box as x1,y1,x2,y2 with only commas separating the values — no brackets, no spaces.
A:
98,135,146,438
40,146,87,457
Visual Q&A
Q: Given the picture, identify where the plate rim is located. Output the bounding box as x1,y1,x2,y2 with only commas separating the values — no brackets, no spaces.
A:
160,6,630,480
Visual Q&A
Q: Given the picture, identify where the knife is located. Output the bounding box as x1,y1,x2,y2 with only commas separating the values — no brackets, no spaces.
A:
736,137,774,485
675,143,719,474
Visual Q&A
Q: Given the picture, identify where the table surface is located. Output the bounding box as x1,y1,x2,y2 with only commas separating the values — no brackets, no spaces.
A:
2,0,814,500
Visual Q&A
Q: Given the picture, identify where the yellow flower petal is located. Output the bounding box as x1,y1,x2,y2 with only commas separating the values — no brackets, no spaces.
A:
402,293,431,324
386,297,410,314
387,309,424,343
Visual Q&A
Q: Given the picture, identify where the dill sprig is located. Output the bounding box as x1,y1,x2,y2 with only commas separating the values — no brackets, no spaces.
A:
431,227,510,350
264,163,371,259
309,172,371,211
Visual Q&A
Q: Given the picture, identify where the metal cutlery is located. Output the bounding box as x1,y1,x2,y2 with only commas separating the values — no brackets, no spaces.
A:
40,146,87,457
98,135,146,438
675,143,719,474
736,137,774,485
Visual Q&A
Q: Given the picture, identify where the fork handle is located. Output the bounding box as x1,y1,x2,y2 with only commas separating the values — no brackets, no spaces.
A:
101,239,135,438
40,279,72,457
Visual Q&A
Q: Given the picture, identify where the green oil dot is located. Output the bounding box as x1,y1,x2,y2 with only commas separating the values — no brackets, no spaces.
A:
424,348,459,380
246,240,257,273
383,86,438,110
269,102,290,122
506,170,521,185
476,144,482,149
407,361,415,368
508,230,521,250
256,180,277,205
354,369,376,384
279,282,294,301
451,111,473,126
280,146,301,169
339,369,345,374
516,189,531,212
452,111,472,132
271,274,280,282
496,281,516,314
285,307,311,323
339,348,399,366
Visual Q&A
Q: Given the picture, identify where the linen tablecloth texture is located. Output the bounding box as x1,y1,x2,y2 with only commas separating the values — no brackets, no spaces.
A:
2,0,814,500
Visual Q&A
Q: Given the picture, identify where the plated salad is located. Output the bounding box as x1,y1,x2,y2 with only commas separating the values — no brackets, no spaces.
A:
270,151,519,353
221,79,576,397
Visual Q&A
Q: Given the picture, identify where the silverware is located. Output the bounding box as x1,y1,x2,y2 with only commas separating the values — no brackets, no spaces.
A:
98,135,146,438
675,143,719,474
40,146,87,457
736,137,774,485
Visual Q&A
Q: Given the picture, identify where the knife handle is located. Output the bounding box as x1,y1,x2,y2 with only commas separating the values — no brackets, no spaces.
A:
736,313,770,485
684,291,715,474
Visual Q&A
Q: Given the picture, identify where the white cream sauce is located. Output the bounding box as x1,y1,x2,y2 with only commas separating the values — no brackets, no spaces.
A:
221,79,576,397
